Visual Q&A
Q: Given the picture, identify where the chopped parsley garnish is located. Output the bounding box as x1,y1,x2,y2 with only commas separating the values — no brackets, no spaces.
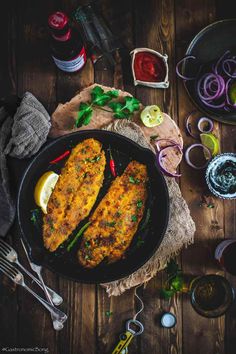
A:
105,310,113,317
136,200,143,209
48,219,54,231
85,241,90,248
30,208,40,224
84,155,101,163
129,176,140,184
85,255,91,260
105,221,116,227
131,215,137,222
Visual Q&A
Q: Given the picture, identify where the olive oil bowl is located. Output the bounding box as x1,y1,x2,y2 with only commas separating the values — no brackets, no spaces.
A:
206,153,236,200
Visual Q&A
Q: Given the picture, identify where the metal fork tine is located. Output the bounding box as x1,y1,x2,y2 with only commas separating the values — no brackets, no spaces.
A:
0,257,19,277
0,266,15,281
0,239,12,252
0,262,17,281
0,248,8,256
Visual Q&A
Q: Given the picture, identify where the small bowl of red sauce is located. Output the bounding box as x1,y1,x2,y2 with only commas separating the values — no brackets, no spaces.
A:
130,48,169,88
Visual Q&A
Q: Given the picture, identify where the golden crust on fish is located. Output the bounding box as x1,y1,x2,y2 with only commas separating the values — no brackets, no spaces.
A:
43,138,106,252
78,161,148,268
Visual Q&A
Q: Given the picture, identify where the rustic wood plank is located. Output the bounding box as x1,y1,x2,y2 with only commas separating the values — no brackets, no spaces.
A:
93,1,140,353
175,1,225,354
134,1,182,353
55,0,97,353
15,1,58,352
214,3,236,353
0,1,18,347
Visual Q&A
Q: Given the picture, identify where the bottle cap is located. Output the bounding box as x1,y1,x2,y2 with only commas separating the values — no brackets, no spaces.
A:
160,312,176,328
48,12,68,30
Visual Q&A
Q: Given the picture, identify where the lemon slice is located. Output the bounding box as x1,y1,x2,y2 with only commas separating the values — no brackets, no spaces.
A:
200,133,220,158
34,171,59,214
140,105,163,127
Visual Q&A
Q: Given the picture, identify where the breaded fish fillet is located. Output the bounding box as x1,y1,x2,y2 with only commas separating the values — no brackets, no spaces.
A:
78,161,148,268
43,138,106,252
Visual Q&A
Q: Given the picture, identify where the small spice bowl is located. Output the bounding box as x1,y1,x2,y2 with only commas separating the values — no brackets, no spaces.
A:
206,153,236,199
130,48,169,88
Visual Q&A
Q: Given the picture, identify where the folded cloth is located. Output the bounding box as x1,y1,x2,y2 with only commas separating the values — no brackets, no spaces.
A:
0,92,51,237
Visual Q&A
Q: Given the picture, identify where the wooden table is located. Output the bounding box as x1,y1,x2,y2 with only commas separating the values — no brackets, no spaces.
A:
1,1,236,353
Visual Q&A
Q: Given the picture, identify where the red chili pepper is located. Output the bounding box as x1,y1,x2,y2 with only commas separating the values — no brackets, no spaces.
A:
109,148,116,177
50,150,70,164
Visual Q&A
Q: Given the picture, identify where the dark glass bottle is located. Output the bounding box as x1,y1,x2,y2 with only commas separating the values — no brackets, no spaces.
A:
48,11,87,72
215,239,236,275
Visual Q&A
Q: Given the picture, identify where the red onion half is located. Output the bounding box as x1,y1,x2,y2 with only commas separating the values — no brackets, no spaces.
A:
185,144,212,170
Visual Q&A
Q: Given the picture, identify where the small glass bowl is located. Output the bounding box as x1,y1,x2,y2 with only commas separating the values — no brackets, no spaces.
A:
190,274,235,318
206,153,236,199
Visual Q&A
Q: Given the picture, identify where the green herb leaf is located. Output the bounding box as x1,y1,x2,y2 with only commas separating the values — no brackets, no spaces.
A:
105,310,113,317
67,221,91,251
30,209,40,225
129,176,140,184
105,221,116,227
75,103,93,127
160,288,175,300
131,215,137,222
91,86,119,106
108,96,140,120
123,96,140,113
137,200,143,209
170,275,184,292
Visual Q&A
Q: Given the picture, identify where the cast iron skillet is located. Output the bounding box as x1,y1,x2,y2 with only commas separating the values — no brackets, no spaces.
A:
182,19,236,125
17,130,169,283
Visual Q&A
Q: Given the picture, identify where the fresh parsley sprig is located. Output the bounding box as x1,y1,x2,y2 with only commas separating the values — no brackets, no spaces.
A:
160,259,184,300
75,86,140,127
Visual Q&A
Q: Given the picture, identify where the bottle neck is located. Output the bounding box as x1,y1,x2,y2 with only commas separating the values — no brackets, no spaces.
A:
52,28,72,42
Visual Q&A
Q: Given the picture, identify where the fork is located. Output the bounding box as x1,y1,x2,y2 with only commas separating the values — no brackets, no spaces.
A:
0,238,62,306
20,238,66,330
0,257,67,328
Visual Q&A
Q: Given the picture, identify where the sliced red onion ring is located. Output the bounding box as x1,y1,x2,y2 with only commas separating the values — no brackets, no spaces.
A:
222,59,236,78
201,99,226,109
185,144,211,170
197,73,225,101
214,50,230,74
156,144,182,177
197,117,214,133
185,110,200,139
155,138,181,152
176,56,197,80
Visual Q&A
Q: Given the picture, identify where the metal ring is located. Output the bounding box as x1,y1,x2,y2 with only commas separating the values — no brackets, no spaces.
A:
126,319,144,336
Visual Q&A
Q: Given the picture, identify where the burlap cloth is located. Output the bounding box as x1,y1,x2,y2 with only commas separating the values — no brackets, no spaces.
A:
100,120,196,296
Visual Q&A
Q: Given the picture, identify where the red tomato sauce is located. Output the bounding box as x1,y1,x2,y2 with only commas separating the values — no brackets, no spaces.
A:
133,52,166,82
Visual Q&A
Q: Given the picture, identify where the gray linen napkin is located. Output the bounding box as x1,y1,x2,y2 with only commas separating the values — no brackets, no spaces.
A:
0,92,51,236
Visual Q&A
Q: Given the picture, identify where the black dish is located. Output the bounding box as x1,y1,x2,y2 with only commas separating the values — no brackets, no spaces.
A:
182,19,236,125
17,130,169,283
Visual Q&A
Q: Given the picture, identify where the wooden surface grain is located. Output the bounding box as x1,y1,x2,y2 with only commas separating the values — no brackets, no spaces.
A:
0,1,236,353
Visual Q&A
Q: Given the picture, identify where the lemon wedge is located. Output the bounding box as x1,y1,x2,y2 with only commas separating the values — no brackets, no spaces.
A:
200,133,220,158
34,171,59,214
140,105,163,127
